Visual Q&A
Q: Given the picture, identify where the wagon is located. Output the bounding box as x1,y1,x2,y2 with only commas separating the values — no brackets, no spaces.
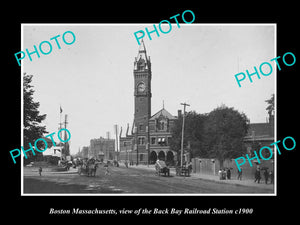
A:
78,159,98,177
175,166,190,177
155,160,170,177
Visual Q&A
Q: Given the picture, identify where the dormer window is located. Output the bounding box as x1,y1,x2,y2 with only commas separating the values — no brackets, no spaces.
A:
137,58,145,70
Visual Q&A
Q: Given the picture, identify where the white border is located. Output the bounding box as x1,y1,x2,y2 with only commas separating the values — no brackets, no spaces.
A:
20,23,277,196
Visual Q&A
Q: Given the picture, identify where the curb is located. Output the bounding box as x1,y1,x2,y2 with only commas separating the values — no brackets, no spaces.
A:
192,175,274,191
127,165,274,191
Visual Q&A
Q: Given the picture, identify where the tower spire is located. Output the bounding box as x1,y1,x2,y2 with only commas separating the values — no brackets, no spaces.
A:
134,39,151,71
138,38,146,52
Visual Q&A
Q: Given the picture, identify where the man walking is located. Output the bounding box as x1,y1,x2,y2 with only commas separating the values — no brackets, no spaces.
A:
237,167,242,180
264,168,269,184
38,167,42,176
254,168,261,183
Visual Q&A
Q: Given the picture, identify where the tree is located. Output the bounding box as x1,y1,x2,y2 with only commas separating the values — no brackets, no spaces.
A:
170,105,250,167
204,105,249,168
170,111,208,160
23,73,48,161
265,94,274,116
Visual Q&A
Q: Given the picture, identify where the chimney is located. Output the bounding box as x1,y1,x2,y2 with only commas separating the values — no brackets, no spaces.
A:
178,110,182,118
269,113,274,137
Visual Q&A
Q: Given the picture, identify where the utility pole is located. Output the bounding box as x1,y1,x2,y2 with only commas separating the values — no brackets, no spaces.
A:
115,125,119,161
64,114,69,157
58,106,63,160
135,125,138,166
180,102,190,167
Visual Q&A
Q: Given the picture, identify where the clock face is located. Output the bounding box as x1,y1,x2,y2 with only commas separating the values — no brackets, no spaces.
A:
137,82,146,92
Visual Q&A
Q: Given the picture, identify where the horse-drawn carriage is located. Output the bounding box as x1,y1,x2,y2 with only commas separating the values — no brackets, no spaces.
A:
155,160,170,177
175,162,192,177
175,166,190,176
78,158,98,177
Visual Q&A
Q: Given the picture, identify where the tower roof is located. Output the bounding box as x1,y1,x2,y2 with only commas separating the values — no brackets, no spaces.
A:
138,39,146,53
137,39,148,61
134,39,151,70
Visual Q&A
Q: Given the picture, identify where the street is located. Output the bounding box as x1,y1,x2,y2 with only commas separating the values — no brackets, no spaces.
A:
23,165,273,194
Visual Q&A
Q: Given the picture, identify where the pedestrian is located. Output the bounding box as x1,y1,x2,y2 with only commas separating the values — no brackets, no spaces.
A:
254,168,261,183
269,170,274,184
218,169,222,180
188,161,193,174
38,167,42,176
104,163,110,175
264,168,269,184
237,167,243,180
222,168,227,180
226,168,231,180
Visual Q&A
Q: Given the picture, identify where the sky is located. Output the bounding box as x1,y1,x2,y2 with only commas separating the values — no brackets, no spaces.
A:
22,24,275,155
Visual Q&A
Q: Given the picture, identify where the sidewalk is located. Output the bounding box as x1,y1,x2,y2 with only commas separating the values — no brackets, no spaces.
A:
191,172,274,191
126,164,275,191
23,166,78,175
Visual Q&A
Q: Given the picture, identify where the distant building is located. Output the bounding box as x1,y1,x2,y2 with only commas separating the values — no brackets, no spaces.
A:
80,146,89,159
89,137,115,161
244,113,275,158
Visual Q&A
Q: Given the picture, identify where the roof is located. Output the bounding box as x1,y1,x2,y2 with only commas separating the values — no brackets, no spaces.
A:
134,39,151,70
150,108,176,120
43,146,62,157
247,123,272,137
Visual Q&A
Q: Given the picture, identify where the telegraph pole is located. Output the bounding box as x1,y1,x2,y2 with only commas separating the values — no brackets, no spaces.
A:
180,102,190,167
64,114,69,157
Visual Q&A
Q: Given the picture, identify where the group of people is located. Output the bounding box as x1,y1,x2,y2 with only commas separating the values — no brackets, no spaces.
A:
218,168,232,180
218,166,274,184
254,167,274,184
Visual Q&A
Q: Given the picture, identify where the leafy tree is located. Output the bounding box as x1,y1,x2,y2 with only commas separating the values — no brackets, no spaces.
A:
23,73,48,161
265,94,274,116
204,105,249,167
170,111,208,160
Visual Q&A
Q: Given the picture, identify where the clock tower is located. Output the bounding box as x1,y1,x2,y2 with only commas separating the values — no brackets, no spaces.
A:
133,39,152,162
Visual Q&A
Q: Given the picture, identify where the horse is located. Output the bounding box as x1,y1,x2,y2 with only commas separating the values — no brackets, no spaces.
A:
87,163,98,177
77,158,98,177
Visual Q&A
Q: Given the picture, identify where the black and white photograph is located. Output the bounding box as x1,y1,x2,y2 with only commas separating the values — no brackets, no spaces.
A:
21,24,276,195
4,5,298,221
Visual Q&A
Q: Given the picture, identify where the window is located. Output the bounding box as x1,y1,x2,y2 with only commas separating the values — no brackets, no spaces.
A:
151,137,156,145
161,121,164,130
156,118,168,131
139,124,143,131
140,154,144,162
123,141,131,147
167,137,171,145
138,137,145,145
158,137,167,146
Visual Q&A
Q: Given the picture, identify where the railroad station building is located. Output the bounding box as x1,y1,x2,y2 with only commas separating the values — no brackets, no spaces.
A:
118,40,275,167
119,40,178,165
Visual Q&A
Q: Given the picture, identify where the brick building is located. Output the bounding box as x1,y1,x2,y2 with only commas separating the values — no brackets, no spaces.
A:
244,113,275,158
119,40,177,165
118,39,275,168
89,137,115,161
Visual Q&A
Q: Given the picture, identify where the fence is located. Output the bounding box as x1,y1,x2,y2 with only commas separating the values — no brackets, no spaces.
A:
191,157,274,180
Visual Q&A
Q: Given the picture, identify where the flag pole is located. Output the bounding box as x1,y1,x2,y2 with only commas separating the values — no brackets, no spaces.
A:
59,105,63,160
